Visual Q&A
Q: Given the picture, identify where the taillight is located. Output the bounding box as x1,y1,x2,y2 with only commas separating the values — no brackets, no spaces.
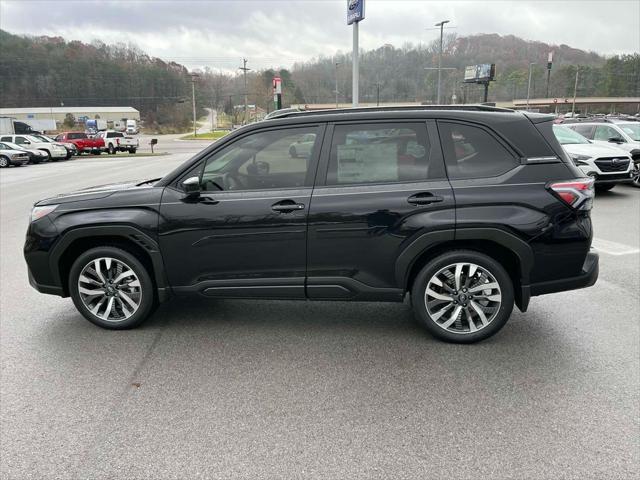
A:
547,178,595,210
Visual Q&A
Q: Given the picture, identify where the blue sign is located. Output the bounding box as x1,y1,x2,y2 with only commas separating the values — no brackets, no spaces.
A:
347,0,364,25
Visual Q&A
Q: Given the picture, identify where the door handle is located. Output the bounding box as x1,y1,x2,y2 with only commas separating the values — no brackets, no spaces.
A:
198,196,219,205
407,193,444,206
271,200,305,213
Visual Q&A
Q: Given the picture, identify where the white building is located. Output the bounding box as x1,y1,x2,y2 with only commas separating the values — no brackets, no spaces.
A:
0,106,141,124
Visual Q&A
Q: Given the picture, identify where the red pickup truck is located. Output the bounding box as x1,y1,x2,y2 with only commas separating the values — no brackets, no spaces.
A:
55,132,105,154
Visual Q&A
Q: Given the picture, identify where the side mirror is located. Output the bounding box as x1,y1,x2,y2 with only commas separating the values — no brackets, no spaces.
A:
608,136,624,143
23,140,31,145
182,176,201,198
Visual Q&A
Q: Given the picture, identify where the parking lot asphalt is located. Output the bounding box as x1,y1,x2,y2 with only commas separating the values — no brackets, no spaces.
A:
1,138,638,479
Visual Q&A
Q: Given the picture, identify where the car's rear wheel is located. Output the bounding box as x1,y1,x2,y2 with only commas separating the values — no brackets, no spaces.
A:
108,144,116,154
129,148,136,154
411,250,514,343
69,247,155,329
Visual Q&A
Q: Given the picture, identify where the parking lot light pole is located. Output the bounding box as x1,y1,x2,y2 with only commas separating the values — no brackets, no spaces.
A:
526,63,535,110
335,61,341,108
435,20,450,104
190,73,199,138
572,66,580,116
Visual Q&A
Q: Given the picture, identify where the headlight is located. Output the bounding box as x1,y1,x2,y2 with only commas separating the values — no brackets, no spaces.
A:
569,154,591,166
30,205,58,222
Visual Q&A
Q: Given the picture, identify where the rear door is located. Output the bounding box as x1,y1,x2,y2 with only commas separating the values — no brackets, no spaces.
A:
306,120,455,300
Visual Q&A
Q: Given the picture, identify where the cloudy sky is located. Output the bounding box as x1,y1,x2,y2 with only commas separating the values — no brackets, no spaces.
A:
1,0,638,71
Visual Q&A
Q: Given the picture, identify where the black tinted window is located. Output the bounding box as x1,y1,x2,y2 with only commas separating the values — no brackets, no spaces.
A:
439,122,517,179
327,123,430,185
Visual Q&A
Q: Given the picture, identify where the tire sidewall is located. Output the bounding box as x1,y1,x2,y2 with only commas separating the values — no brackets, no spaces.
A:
69,247,155,329
411,250,514,343
0,156,9,167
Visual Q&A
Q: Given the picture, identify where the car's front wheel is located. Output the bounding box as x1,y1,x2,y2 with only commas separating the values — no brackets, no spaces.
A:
69,247,155,329
411,250,514,343
631,164,640,188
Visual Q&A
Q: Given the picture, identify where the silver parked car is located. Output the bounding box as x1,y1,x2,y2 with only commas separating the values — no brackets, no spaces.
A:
0,144,30,167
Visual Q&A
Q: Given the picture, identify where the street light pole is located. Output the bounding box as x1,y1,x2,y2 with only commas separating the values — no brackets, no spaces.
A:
352,21,359,107
526,63,535,110
335,61,341,108
190,73,198,137
572,66,580,116
435,19,450,104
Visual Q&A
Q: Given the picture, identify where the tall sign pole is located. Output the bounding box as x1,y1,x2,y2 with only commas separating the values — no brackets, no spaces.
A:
434,20,450,104
273,76,282,111
546,51,553,98
347,0,365,107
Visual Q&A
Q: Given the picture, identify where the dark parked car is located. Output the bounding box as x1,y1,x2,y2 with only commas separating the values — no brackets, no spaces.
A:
25,106,598,343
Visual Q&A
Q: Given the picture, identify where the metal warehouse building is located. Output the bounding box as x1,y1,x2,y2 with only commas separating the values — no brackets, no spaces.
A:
0,106,140,123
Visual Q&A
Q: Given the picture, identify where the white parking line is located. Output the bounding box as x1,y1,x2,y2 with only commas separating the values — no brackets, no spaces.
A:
592,238,640,256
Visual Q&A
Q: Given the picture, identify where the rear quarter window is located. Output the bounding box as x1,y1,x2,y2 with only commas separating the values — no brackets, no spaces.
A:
438,122,518,179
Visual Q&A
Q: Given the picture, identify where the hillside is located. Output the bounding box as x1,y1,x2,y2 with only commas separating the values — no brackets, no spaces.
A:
1,29,637,125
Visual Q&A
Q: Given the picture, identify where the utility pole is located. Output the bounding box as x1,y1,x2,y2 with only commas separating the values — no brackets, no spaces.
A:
526,63,535,110
239,58,250,125
375,75,381,106
435,19,450,104
190,72,198,137
545,51,553,98
572,66,579,116
334,61,341,108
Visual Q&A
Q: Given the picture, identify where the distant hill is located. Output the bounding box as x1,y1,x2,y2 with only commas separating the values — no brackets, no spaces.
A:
1,29,637,125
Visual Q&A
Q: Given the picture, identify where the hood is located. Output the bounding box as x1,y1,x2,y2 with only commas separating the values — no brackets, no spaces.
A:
36,179,161,206
561,142,631,158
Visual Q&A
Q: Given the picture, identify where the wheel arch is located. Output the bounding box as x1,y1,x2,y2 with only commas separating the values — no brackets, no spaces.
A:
397,228,534,312
51,226,169,301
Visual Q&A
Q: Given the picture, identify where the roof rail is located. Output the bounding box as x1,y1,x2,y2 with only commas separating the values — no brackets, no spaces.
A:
266,104,515,120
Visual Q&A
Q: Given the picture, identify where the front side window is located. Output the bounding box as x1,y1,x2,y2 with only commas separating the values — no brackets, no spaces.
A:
326,123,431,185
439,122,517,179
200,126,320,192
15,136,28,144
594,125,622,141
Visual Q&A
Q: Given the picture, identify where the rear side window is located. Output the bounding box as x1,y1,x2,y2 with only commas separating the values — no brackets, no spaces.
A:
326,123,431,185
438,122,517,179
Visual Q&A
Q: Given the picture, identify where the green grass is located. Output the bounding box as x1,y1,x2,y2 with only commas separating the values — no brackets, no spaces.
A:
180,130,229,141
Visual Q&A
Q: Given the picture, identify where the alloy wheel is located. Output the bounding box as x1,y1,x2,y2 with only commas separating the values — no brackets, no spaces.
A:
632,164,640,187
77,257,142,322
424,262,502,335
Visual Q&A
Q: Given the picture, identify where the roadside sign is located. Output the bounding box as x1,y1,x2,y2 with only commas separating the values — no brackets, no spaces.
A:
347,0,365,25
272,76,282,95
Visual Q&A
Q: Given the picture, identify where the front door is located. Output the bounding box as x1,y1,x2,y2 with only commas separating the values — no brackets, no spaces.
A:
159,124,324,298
306,120,455,300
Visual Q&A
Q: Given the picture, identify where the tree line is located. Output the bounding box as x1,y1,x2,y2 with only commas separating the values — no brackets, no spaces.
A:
1,29,638,130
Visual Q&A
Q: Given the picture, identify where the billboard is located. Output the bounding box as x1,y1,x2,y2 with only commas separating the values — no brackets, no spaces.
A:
347,0,365,25
464,64,496,83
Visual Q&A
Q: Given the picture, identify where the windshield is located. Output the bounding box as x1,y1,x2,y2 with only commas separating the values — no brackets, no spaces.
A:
553,125,590,145
32,135,52,143
619,123,640,141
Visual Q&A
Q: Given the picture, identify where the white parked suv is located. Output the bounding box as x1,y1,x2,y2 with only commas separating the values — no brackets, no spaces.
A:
97,130,139,154
553,125,633,191
564,119,640,187
0,134,67,161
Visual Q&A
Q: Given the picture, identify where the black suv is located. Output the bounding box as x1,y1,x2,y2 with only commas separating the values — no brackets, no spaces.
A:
24,106,599,343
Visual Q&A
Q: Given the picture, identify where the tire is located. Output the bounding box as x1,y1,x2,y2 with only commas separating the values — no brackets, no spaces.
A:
93,150,102,155
129,148,136,154
595,184,615,192
40,149,53,162
289,146,297,158
631,165,640,188
108,144,116,154
411,250,514,343
68,246,155,330
0,155,9,168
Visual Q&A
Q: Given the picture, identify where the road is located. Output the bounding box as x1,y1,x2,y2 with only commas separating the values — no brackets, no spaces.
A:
1,138,638,479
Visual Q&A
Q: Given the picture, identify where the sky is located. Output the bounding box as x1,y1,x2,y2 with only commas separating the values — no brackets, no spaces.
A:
1,0,639,72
